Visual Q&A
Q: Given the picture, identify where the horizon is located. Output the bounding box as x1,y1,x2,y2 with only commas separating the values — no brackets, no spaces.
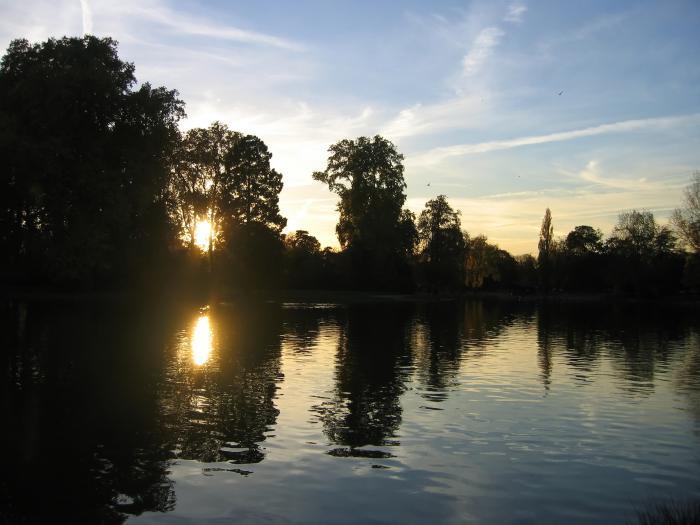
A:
2,0,699,254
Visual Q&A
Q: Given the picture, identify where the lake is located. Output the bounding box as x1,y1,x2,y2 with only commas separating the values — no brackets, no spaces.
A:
2,297,699,524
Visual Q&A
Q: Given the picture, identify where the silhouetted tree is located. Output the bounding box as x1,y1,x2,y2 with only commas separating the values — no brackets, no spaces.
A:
606,210,683,295
417,195,465,289
284,230,323,288
671,172,700,290
218,132,287,289
0,36,184,287
313,135,415,290
514,254,537,291
565,225,603,254
671,172,700,253
221,134,286,231
169,123,286,289
559,225,605,291
464,235,515,289
169,123,234,254
537,208,554,291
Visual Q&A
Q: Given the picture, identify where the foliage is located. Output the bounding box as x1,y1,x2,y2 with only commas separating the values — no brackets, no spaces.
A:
537,208,555,291
417,195,465,288
1,37,697,296
465,235,515,289
605,210,683,295
671,171,700,253
313,135,415,290
565,225,603,254
0,36,184,287
221,222,284,290
284,230,324,288
222,134,286,232
169,122,286,252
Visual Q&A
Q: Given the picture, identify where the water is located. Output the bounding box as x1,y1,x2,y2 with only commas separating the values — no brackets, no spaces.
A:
2,298,699,524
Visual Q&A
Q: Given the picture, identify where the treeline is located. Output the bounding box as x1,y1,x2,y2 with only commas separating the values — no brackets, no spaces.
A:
1,36,698,296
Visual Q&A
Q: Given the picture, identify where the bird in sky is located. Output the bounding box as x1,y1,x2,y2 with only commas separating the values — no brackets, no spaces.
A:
557,90,564,96
427,182,431,187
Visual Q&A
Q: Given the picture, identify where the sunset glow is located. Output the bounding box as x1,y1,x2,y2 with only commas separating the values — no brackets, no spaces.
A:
194,220,212,252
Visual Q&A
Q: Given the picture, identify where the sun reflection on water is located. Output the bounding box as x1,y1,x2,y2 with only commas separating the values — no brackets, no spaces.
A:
192,314,213,366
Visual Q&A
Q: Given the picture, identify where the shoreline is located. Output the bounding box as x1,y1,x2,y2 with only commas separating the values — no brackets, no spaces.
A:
4,286,699,307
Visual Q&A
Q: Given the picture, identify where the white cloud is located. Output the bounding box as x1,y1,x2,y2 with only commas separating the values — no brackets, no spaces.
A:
381,95,489,139
79,0,93,35
462,26,504,76
125,3,304,51
408,113,700,166
504,3,527,24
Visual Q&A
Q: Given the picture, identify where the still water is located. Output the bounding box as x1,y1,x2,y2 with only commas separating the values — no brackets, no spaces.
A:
2,298,699,524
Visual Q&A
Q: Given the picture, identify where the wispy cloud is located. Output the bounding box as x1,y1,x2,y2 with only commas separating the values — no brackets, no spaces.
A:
538,12,627,54
79,0,93,35
122,4,305,51
504,3,527,24
381,95,488,139
409,113,700,166
462,26,504,76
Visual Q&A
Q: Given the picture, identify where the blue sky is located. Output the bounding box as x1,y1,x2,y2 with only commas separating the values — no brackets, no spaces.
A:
1,0,699,253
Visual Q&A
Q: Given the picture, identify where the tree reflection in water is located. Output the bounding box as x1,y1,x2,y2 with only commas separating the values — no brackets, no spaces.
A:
159,303,283,464
314,305,414,456
2,298,699,523
0,300,176,524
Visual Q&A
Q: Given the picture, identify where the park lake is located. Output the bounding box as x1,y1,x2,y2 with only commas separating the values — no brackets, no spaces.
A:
3,297,699,524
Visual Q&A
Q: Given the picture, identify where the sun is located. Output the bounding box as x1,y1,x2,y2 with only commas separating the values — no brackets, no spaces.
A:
194,220,212,252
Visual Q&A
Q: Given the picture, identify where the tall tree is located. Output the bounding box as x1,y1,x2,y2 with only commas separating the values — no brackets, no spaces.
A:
221,134,286,231
565,225,603,255
0,36,184,286
537,208,554,291
671,171,700,253
313,135,414,289
284,230,323,288
606,210,682,295
417,195,464,287
561,225,604,291
169,124,286,259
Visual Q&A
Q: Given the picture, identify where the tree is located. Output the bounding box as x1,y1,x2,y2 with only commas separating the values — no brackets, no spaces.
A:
606,210,683,295
417,195,464,288
221,134,286,232
169,123,286,282
609,210,658,256
565,225,603,254
671,171,700,253
464,235,515,289
313,135,414,289
560,225,604,291
537,208,554,291
0,36,184,286
284,230,323,288
169,131,209,250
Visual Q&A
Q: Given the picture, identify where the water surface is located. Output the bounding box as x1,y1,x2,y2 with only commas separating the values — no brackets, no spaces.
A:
2,298,699,524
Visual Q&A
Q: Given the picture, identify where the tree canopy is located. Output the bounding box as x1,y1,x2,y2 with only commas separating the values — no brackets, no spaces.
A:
417,195,464,287
671,172,700,253
0,36,184,285
169,122,286,252
313,135,415,289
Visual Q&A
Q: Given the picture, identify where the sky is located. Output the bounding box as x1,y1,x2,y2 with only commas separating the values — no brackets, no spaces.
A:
1,0,699,254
